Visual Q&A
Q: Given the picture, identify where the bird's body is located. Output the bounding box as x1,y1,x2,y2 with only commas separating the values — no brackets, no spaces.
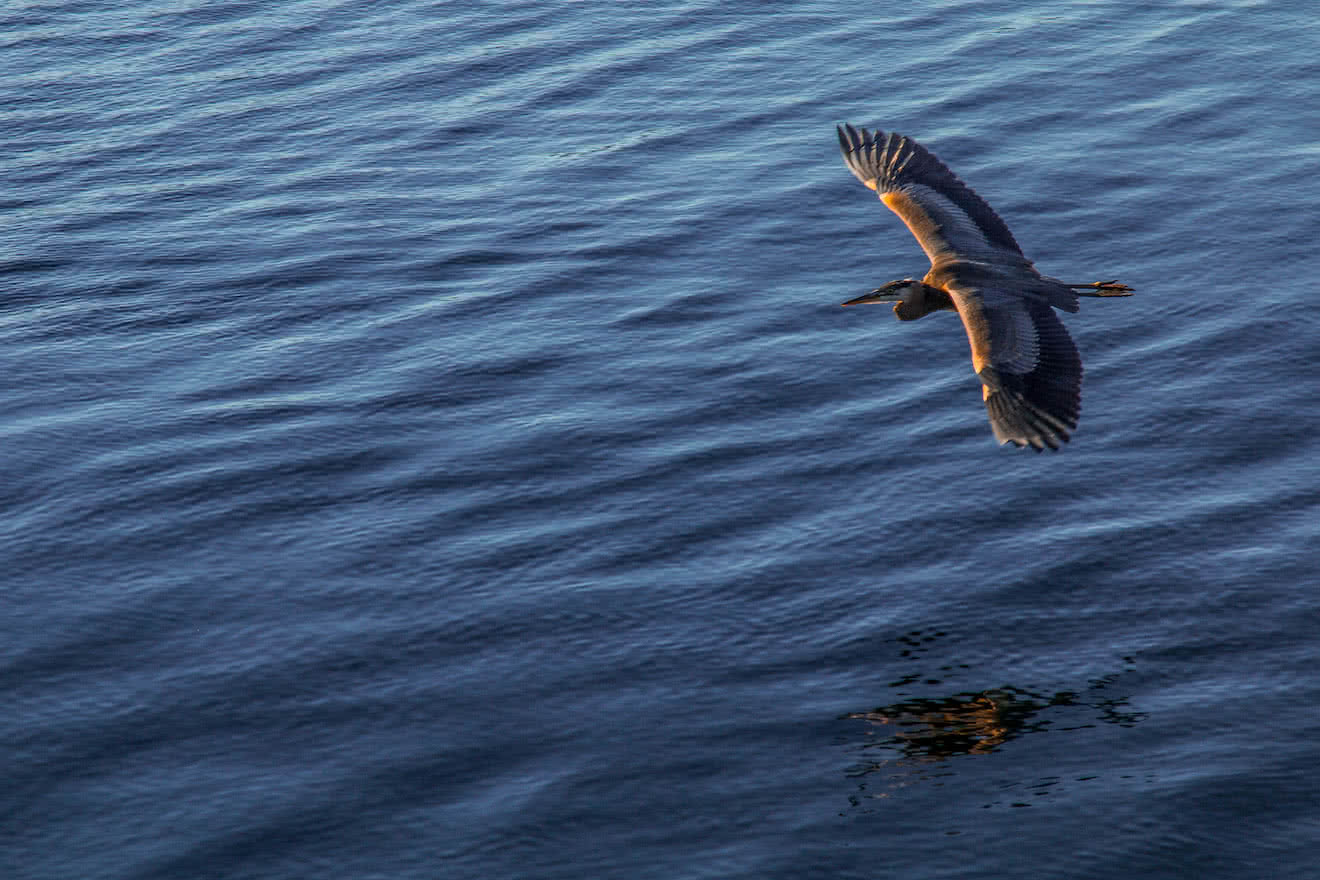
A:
836,124,1132,451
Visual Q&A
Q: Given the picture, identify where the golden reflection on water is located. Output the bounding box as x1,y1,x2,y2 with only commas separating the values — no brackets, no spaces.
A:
841,632,1146,808
846,688,1043,762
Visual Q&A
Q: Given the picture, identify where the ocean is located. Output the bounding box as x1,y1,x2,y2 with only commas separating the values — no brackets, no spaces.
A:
5,1,1320,877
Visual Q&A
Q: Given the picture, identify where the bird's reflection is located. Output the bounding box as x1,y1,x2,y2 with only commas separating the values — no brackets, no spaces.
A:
847,686,1062,763
843,632,1145,773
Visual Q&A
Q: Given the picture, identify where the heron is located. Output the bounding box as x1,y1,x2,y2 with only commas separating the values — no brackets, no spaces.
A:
836,124,1133,451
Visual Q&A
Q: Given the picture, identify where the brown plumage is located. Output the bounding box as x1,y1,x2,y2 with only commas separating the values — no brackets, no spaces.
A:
836,124,1132,451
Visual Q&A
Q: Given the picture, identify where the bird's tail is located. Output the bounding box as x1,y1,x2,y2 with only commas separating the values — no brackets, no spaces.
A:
1069,280,1134,297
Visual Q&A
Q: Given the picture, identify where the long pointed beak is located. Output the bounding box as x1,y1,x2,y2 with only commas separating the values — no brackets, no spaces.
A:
841,289,902,307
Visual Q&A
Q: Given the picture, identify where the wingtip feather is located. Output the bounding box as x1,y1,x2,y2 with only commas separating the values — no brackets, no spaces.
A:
834,123,1025,257
984,389,1074,452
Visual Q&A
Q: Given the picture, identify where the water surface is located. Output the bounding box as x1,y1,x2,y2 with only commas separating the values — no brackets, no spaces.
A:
4,2,1320,878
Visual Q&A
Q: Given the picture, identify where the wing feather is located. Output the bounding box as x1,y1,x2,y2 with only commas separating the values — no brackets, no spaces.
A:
948,284,1082,451
837,124,1025,266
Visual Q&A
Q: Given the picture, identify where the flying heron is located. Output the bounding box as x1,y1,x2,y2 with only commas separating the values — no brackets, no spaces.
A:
836,124,1132,451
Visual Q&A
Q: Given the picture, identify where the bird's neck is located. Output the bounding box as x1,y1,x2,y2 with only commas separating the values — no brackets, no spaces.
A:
895,283,955,321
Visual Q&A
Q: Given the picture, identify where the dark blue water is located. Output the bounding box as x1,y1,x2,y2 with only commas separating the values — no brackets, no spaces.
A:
5,2,1320,877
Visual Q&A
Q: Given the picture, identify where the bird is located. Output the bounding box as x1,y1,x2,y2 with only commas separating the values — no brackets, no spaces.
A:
836,124,1132,451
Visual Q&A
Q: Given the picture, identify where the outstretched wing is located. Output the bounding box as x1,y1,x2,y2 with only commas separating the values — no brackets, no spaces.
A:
837,124,1024,267
946,283,1082,451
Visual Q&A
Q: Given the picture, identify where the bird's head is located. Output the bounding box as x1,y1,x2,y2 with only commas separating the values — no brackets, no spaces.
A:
841,279,929,320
